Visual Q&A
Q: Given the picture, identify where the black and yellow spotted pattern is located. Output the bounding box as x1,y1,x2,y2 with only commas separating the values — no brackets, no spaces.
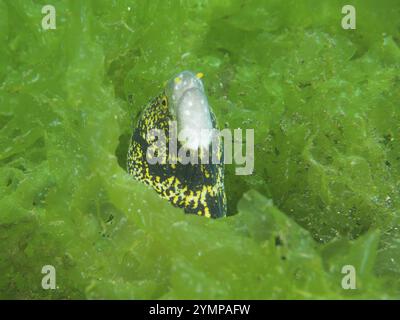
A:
127,91,227,218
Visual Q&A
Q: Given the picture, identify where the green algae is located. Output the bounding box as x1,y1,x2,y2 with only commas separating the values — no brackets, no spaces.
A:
0,0,400,299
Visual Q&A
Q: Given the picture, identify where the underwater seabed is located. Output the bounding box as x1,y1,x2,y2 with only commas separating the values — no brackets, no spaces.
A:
1,0,400,299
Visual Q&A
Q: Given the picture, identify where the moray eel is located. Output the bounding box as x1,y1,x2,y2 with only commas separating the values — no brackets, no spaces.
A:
127,71,227,218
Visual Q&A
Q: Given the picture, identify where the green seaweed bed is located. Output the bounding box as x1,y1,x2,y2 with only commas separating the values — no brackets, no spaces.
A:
1,0,400,299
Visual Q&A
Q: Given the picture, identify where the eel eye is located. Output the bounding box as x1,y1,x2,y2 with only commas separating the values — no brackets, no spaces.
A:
161,97,167,106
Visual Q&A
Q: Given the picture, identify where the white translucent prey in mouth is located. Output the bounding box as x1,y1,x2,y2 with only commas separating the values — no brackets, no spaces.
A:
165,71,213,151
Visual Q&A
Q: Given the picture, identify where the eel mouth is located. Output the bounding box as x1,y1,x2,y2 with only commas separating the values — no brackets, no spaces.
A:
165,71,213,150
